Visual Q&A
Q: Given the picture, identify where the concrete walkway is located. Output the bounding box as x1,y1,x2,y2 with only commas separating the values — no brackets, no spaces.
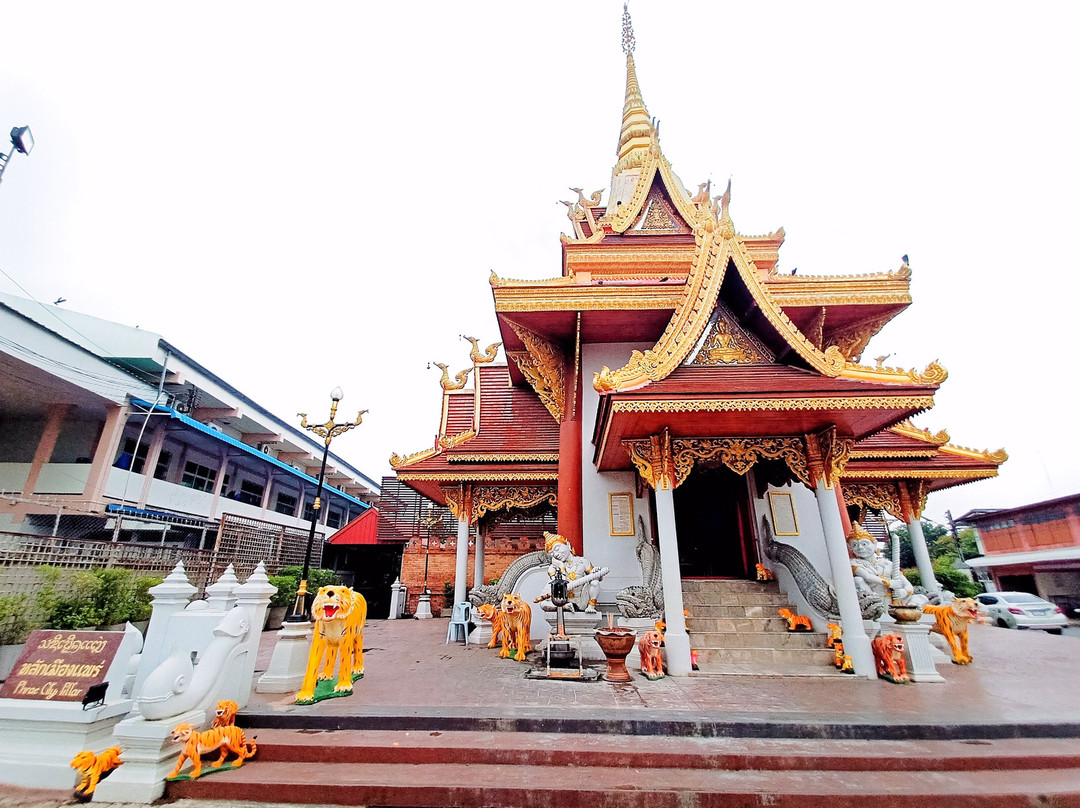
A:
240,617,1080,736
2,617,1078,808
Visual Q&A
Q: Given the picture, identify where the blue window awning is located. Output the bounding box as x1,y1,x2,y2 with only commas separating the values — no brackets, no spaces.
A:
129,398,370,510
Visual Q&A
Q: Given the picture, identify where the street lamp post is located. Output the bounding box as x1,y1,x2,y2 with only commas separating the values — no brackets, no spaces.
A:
415,504,439,620
0,126,34,187
288,386,367,622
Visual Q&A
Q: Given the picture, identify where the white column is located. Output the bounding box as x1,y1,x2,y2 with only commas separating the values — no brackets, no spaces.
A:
815,479,875,679
907,517,940,592
473,527,486,593
454,517,470,605
654,487,692,676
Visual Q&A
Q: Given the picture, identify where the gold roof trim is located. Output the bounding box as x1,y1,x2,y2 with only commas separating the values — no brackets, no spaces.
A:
938,443,1009,464
609,395,936,414
603,151,704,236
489,270,577,288
389,429,477,470
447,453,559,463
594,222,725,392
891,420,950,445
837,360,948,386
849,449,938,460
766,266,912,283
495,285,681,313
397,472,559,482
842,468,999,481
389,446,438,470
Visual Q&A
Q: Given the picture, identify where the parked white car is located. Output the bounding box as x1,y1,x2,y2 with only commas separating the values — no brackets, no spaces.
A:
976,591,1067,634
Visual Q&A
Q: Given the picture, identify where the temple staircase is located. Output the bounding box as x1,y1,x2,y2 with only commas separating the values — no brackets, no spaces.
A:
166,727,1080,807
683,578,839,676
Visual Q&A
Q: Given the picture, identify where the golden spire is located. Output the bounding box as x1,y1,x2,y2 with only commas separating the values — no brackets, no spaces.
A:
614,4,654,175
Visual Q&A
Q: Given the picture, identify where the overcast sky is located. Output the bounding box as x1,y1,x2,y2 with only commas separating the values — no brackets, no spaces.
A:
2,2,1078,525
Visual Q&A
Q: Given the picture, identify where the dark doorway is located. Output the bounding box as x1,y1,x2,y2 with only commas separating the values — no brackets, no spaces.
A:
322,544,403,619
998,573,1038,595
673,464,755,578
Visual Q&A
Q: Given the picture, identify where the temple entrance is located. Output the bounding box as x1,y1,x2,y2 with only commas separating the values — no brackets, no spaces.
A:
673,465,755,578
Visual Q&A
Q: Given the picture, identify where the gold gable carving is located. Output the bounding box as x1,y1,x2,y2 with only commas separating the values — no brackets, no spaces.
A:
842,482,904,520
691,305,771,365
471,485,558,521
506,322,566,422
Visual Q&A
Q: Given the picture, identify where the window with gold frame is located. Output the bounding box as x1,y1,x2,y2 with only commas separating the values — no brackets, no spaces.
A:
768,491,799,536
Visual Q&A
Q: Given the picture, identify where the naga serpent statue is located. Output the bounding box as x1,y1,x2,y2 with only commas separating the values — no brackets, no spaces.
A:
761,516,886,621
615,516,664,619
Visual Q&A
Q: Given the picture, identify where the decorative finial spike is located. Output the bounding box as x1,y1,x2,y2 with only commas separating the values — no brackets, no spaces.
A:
621,3,636,55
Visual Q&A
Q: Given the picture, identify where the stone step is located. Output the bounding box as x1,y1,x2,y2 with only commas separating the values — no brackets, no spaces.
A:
687,616,793,633
682,579,780,595
688,603,798,618
164,729,1080,807
689,631,830,650
683,591,794,607
695,646,838,667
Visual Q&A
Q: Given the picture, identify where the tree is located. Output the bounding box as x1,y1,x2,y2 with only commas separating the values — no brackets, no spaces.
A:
887,519,949,568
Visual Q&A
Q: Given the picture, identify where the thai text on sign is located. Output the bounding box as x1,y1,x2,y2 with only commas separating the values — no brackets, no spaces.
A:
0,630,123,702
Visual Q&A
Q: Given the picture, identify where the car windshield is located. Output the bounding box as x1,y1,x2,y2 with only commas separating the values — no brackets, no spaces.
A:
1002,594,1044,604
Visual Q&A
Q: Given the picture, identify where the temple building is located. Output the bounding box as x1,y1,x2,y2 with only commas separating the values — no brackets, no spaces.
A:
389,9,1005,678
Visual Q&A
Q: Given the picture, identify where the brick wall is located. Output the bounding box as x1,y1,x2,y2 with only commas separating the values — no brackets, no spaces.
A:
399,535,544,614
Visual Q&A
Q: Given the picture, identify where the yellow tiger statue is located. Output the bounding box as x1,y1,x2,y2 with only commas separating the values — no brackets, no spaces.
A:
476,602,508,649
778,608,812,631
923,597,981,665
498,592,532,662
295,584,367,704
211,699,238,727
70,746,123,801
167,723,256,779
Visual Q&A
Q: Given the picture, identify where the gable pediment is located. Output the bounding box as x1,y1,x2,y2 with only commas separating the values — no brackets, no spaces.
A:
629,183,692,235
687,303,775,366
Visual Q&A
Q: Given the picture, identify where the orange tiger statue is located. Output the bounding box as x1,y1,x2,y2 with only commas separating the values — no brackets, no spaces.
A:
923,597,981,664
167,722,256,779
755,563,774,582
498,593,532,662
211,699,238,728
871,633,910,683
778,608,812,631
832,640,854,673
295,584,367,704
825,623,843,649
638,629,665,680
70,746,123,802
476,602,508,649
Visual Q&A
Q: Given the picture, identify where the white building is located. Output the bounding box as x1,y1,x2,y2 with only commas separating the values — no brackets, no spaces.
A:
0,292,378,549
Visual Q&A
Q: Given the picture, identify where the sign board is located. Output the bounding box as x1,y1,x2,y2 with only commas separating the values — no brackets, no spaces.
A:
609,493,634,536
0,630,124,702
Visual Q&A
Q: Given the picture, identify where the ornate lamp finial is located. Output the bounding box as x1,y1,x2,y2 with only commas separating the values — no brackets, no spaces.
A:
621,3,636,55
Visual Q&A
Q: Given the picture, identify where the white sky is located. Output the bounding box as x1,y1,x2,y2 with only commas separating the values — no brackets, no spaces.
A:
2,1,1078,526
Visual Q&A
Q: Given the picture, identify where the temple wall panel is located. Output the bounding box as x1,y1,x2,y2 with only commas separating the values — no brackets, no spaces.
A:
581,342,656,599
751,480,835,620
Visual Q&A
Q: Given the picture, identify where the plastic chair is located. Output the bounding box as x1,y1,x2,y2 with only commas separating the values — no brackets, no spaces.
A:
445,601,471,645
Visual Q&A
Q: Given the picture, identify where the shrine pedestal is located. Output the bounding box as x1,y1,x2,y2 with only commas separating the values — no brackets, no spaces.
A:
895,621,945,683
542,611,603,661
256,620,312,693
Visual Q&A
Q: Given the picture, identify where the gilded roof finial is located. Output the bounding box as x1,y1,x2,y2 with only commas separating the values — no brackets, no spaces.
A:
614,3,652,173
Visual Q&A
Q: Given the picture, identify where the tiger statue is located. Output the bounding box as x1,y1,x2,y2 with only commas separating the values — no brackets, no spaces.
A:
167,722,256,779
70,746,123,802
498,593,532,662
638,629,665,679
211,699,238,728
923,597,981,665
832,640,854,673
871,633,910,683
755,563,774,582
295,584,367,704
778,608,812,631
825,623,843,649
476,602,508,649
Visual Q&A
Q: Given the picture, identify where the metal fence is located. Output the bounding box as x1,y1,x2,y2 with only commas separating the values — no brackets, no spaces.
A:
0,495,323,599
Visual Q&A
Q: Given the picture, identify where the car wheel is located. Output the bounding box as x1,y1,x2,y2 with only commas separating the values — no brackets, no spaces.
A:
996,618,1010,629
1047,629,1063,636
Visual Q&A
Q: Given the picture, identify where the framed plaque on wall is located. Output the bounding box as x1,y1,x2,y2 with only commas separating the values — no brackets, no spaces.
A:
768,491,799,536
609,493,634,536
